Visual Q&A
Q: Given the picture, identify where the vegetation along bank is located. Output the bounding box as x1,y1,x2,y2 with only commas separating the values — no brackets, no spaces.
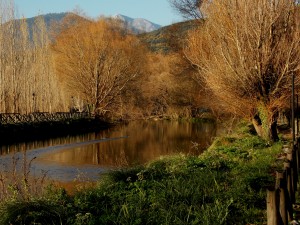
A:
0,121,287,224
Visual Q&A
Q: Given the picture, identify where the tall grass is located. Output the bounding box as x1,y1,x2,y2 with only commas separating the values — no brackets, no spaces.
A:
0,151,50,202
0,151,66,225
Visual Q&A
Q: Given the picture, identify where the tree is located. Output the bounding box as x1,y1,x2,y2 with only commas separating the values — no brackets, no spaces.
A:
169,0,204,19
0,0,65,114
185,0,300,142
30,15,66,113
52,18,146,118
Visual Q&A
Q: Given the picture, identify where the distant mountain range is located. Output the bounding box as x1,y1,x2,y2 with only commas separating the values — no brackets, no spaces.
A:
113,14,161,33
20,12,198,54
109,14,200,53
24,12,161,34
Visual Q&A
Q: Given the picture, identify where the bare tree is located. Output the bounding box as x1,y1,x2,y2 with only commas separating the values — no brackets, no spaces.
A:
0,0,66,114
169,0,204,19
185,0,300,142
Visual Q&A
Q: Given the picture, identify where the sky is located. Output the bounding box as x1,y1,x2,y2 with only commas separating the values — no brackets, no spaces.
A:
13,0,184,26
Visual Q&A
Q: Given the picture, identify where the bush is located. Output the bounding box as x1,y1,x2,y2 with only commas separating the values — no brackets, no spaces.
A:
0,199,66,225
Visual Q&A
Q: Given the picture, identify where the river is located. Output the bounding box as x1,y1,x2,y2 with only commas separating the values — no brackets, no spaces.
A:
0,120,216,185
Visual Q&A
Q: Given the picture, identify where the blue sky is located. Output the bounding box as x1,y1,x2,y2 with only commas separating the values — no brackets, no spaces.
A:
14,0,183,26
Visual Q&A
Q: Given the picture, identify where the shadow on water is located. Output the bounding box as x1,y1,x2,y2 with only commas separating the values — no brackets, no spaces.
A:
0,120,217,183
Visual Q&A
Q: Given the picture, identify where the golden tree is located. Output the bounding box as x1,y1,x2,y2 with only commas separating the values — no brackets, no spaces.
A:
185,0,300,142
0,0,65,113
52,18,145,118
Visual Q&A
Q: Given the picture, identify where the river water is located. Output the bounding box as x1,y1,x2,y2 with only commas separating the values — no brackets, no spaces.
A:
0,120,216,184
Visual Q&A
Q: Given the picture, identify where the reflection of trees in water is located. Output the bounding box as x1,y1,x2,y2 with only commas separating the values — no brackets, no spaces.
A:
1,121,216,167
90,120,217,166
0,133,97,155
95,144,130,168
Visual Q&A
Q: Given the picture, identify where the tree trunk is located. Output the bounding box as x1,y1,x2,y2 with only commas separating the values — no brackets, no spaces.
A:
252,106,279,143
252,114,263,137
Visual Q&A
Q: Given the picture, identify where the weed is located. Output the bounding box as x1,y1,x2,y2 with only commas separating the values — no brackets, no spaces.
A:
0,151,50,202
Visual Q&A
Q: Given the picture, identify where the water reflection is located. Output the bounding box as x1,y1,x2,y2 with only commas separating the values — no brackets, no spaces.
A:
0,120,216,181
0,133,98,156
37,120,216,167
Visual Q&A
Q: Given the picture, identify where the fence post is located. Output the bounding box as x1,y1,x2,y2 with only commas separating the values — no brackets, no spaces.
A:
277,171,288,225
296,95,299,137
287,153,296,203
297,138,300,172
284,161,294,221
292,150,298,192
267,187,280,225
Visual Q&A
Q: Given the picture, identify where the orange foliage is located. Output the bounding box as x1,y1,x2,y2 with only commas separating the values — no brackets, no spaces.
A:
52,18,146,117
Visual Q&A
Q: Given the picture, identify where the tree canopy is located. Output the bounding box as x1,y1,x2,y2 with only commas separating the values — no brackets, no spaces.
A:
52,18,146,117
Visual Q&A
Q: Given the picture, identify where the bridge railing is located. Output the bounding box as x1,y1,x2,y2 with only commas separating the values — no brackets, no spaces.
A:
0,112,92,125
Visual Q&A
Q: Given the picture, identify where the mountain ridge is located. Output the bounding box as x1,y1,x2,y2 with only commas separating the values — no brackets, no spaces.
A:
113,14,161,33
23,12,162,34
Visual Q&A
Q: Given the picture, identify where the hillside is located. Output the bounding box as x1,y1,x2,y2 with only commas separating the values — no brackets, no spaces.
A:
25,12,68,30
13,12,83,40
138,20,201,53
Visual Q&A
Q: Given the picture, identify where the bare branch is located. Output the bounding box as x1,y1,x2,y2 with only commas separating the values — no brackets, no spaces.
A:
169,0,204,19
185,0,300,141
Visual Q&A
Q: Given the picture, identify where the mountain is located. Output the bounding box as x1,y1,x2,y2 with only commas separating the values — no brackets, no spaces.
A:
25,12,69,30
113,14,161,33
13,12,81,40
22,13,161,36
16,12,198,53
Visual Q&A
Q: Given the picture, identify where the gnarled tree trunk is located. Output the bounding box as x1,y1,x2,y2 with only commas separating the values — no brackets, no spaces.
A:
252,106,279,143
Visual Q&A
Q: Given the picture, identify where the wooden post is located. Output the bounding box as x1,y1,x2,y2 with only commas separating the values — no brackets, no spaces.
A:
297,95,299,137
292,73,295,146
277,171,288,225
284,161,294,221
267,187,280,225
286,155,296,203
297,139,300,171
287,162,293,201
292,150,298,192
294,139,298,166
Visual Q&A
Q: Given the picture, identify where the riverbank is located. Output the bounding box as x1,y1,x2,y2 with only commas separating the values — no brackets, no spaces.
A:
0,110,216,146
0,118,112,145
0,121,286,224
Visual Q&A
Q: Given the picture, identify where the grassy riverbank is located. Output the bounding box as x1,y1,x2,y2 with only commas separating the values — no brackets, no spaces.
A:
0,121,285,224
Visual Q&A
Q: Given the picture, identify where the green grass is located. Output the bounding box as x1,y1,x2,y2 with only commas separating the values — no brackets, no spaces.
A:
0,121,285,225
